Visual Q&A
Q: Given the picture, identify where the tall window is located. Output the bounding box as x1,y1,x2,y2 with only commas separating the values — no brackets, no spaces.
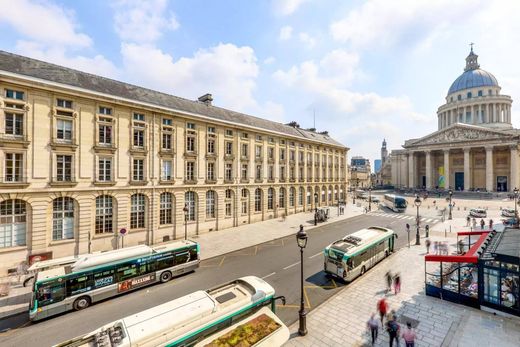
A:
162,160,172,180
98,117,113,145
130,194,146,229
279,188,286,208
207,162,215,181
225,141,233,155
98,158,112,182
133,159,144,181
280,149,286,160
0,199,27,248
56,155,72,181
322,187,326,202
56,119,72,141
299,187,304,206
268,147,274,160
289,187,295,207
95,195,113,234
206,191,216,218
186,161,195,181
256,165,262,180
52,197,74,240
241,189,248,214
133,127,145,148
5,113,23,136
160,193,173,225
5,153,23,182
268,165,274,180
225,189,233,217
162,132,172,150
185,191,196,221
255,145,262,158
255,188,262,212
280,166,286,180
267,188,274,210
225,163,233,181
241,143,249,157
241,164,248,179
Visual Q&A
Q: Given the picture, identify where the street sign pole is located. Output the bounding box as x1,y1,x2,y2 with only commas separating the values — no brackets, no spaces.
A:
119,228,127,249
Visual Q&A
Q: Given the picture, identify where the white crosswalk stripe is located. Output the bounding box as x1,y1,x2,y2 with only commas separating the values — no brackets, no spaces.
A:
369,211,440,224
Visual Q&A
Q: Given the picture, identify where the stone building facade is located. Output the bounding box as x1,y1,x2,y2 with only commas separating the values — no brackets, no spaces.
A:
390,48,519,192
0,51,348,275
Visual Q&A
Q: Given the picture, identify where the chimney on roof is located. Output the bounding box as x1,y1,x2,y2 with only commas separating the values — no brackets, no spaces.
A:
319,130,329,136
286,121,300,128
198,93,213,105
307,127,316,132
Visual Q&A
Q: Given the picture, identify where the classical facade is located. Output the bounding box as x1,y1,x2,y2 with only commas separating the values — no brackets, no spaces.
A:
390,48,519,192
349,156,371,189
0,51,348,275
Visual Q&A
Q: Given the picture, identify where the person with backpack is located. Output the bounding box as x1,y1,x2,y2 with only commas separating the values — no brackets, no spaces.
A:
386,314,400,347
401,321,416,347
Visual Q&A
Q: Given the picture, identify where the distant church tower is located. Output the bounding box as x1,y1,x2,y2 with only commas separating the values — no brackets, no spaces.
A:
381,139,388,164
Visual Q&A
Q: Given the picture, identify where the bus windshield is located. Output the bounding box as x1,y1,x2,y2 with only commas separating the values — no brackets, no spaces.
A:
395,198,407,208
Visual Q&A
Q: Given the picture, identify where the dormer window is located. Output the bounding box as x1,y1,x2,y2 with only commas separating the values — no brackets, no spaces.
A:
133,113,145,122
5,89,24,100
57,99,73,109
478,90,483,97
99,106,112,115
467,92,472,98
457,95,461,101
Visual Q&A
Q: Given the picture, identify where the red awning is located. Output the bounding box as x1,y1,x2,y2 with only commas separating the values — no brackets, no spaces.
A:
425,231,490,264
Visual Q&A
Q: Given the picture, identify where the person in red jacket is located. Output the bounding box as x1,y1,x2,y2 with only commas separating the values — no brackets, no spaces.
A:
377,297,388,325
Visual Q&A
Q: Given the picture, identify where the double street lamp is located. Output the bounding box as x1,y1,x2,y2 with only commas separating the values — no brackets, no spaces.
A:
314,193,318,226
296,225,308,336
183,203,189,240
414,195,422,245
448,189,453,220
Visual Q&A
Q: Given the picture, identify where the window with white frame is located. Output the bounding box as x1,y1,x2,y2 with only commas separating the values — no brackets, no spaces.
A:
225,129,233,137
254,189,262,212
162,160,172,180
242,188,248,198
289,188,295,207
207,162,215,181
225,189,232,217
225,202,232,217
56,98,73,109
207,137,215,154
0,199,27,248
56,118,73,141
98,117,113,145
241,143,248,158
241,201,248,214
52,197,74,240
241,164,248,179
280,148,286,160
268,165,274,180
5,112,24,136
98,106,112,115
268,147,274,160
299,188,304,205
267,188,274,210
290,150,295,161
130,194,146,229
279,188,285,208
56,155,72,182
255,145,262,158
185,191,196,221
133,158,144,181
162,132,172,150
256,165,262,180
159,192,173,225
95,195,113,234
289,166,295,180
133,125,145,148
206,190,216,218
98,157,112,181
226,189,232,199
5,153,23,182
5,89,24,100
280,166,285,180
225,163,233,181
225,141,233,155
186,134,196,152
186,161,195,181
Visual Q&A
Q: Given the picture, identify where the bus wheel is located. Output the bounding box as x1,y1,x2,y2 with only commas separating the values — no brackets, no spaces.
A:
360,266,366,276
73,296,91,311
160,271,172,283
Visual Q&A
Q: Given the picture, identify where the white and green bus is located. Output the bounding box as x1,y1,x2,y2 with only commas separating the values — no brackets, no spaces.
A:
324,226,396,282
53,276,289,347
30,240,200,321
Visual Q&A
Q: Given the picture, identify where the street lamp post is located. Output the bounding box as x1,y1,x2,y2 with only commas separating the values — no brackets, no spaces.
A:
296,225,308,336
448,189,453,220
414,195,422,245
183,203,189,240
514,187,519,227
368,187,372,212
314,193,318,226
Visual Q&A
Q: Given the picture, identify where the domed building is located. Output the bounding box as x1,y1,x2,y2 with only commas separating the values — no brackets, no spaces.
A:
390,48,520,192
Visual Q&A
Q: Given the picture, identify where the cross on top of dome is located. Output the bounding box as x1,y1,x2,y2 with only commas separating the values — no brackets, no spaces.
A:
464,43,480,72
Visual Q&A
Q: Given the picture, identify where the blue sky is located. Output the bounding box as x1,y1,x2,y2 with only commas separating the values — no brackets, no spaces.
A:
1,0,520,166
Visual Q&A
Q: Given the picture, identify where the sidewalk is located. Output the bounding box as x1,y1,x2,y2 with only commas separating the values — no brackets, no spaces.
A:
0,204,364,320
284,235,520,346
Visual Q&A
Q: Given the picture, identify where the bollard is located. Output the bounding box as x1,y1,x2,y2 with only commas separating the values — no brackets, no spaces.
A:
445,228,447,238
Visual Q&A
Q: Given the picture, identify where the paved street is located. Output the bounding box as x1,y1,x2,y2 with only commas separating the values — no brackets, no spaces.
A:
0,211,413,347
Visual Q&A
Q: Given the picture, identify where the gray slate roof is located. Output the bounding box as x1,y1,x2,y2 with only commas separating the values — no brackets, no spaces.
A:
0,50,344,148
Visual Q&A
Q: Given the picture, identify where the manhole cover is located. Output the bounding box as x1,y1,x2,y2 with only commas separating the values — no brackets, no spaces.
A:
397,314,420,329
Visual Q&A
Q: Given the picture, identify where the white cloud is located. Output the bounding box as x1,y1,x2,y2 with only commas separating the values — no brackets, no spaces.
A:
0,0,91,47
264,56,276,64
279,26,293,40
120,43,260,112
272,0,310,16
15,41,118,77
112,0,180,43
298,32,316,48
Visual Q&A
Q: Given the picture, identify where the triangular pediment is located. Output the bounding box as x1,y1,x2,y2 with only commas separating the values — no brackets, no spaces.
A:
404,124,516,147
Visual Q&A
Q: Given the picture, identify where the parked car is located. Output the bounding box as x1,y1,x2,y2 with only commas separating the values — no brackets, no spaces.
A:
501,208,516,218
469,208,487,218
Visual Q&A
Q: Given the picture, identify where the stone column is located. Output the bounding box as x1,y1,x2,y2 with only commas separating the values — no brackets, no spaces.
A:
443,149,450,190
511,145,518,191
463,148,471,191
425,150,432,190
408,152,414,188
485,146,494,192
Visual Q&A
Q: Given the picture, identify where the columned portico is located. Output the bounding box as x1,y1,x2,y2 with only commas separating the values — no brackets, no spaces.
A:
463,148,471,190
425,150,432,189
408,152,415,188
511,145,519,190
443,149,450,189
485,146,494,192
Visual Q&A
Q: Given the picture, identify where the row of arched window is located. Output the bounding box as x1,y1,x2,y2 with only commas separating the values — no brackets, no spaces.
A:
0,185,343,248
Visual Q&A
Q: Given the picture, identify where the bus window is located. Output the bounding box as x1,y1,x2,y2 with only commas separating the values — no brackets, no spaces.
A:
189,246,198,261
116,264,138,282
156,254,174,270
67,274,93,296
93,269,115,289
346,258,354,270
174,250,190,264
38,281,66,307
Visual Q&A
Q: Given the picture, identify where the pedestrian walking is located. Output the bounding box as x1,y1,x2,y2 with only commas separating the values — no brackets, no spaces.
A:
425,238,431,254
433,241,439,255
458,239,465,254
386,314,400,347
401,321,417,347
385,271,393,293
367,313,379,345
377,297,388,325
472,217,477,229
489,219,494,230
466,216,471,227
480,218,485,230
393,273,401,294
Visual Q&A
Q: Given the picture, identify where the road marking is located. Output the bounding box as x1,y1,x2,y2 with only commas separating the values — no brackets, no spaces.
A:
283,261,300,270
309,252,322,259
262,272,276,279
425,218,432,222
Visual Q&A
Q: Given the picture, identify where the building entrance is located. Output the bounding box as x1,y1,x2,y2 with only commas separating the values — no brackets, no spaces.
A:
497,176,508,192
455,172,464,191
421,176,426,189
